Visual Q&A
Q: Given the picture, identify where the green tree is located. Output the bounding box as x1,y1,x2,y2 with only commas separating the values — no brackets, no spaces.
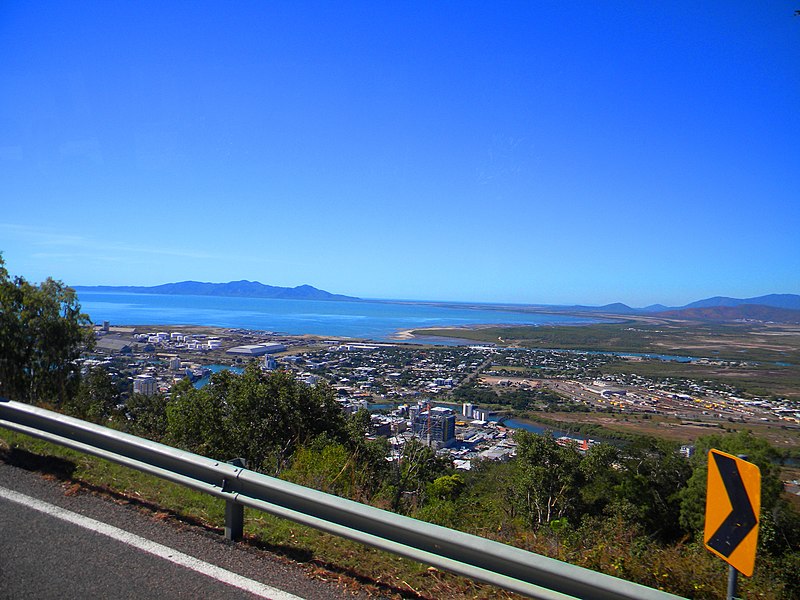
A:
345,407,372,443
579,442,622,516
460,459,521,534
343,408,391,500
124,391,169,439
281,434,390,502
428,473,465,501
66,365,119,422
281,436,356,497
388,438,451,513
0,254,94,405
166,365,347,473
612,438,690,541
512,431,583,528
166,378,230,457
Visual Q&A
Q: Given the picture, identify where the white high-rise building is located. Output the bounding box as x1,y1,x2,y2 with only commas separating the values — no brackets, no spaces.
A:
133,375,156,396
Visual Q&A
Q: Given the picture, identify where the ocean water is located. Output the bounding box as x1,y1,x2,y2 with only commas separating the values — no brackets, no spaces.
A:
77,291,605,342
193,364,244,388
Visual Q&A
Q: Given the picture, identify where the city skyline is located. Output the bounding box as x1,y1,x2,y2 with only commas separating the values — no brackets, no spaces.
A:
2,2,799,307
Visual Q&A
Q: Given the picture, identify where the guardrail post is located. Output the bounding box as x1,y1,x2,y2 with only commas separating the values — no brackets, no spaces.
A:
225,499,244,541
224,458,247,541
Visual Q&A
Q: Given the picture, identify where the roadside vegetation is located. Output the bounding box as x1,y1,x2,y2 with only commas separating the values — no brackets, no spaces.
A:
2,256,799,599
4,407,800,599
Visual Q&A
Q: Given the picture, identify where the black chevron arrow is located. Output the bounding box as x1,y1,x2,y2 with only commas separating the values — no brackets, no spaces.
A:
707,453,758,557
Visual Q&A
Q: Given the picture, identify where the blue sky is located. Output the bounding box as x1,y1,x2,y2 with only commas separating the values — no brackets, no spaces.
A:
1,1,798,307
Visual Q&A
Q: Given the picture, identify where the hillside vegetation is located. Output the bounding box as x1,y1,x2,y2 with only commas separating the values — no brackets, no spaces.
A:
2,258,799,599
4,361,799,599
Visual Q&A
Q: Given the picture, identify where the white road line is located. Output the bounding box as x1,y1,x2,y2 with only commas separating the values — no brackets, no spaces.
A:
0,485,305,600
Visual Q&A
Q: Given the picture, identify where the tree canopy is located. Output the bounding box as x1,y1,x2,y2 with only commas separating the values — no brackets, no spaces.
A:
0,254,94,405
166,364,347,473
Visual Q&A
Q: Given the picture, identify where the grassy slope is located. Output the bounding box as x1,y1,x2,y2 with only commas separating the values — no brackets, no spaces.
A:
4,425,798,599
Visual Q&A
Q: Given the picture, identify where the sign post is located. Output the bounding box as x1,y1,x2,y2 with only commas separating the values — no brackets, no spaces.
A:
704,450,761,599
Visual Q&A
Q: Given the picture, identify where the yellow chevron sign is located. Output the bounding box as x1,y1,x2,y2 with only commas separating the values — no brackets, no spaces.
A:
704,449,761,577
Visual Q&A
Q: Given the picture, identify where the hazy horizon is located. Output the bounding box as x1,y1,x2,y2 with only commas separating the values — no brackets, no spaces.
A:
2,2,798,308
72,279,799,311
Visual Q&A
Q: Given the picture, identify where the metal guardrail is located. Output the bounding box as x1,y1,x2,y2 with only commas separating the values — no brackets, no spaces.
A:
0,398,684,600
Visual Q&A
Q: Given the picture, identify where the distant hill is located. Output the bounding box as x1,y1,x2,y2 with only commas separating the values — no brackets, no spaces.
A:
547,302,639,315
683,294,800,311
561,294,800,316
641,304,670,313
74,280,359,301
655,304,800,324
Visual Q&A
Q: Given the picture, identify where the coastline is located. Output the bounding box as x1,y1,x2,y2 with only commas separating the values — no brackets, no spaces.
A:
77,290,612,342
104,323,356,342
391,323,509,344
103,323,487,349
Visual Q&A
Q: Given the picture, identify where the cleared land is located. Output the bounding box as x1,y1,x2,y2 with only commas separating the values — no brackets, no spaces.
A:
414,317,800,362
602,358,800,400
413,317,800,400
514,410,800,449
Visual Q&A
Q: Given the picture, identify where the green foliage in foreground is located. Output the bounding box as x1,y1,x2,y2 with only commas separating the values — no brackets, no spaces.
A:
166,364,348,474
5,356,799,595
19,354,800,597
508,432,692,541
3,422,798,599
0,253,94,405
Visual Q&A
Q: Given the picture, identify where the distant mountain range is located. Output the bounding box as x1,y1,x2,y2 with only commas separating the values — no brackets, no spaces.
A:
654,304,800,324
680,294,800,311
74,280,358,301
559,294,799,313
553,294,800,324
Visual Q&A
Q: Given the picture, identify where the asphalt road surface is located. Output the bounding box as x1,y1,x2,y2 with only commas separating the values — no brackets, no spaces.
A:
0,457,379,600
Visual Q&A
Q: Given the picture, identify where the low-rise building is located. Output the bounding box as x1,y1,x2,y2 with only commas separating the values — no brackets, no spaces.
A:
227,343,287,356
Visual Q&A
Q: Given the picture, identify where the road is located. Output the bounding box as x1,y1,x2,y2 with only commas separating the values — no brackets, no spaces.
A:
0,457,378,600
459,355,495,389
